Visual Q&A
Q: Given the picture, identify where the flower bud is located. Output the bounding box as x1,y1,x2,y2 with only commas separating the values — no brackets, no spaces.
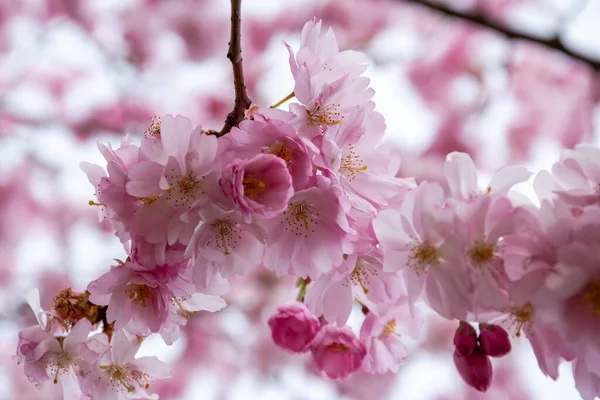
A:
453,321,477,356
268,302,321,353
479,323,511,357
310,324,366,380
453,347,493,392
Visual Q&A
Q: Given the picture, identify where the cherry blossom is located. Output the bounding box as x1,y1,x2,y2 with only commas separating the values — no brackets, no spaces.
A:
310,324,366,380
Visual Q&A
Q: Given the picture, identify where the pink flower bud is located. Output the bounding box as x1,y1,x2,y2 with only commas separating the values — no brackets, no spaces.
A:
219,153,294,220
453,348,493,392
268,302,321,354
479,323,512,357
310,324,366,380
453,321,477,356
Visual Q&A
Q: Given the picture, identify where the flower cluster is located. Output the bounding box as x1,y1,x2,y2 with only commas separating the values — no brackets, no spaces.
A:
375,145,600,398
14,289,170,399
15,17,600,400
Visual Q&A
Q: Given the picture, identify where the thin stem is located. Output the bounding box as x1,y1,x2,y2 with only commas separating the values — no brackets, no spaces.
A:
209,0,252,137
296,277,311,302
401,0,600,71
270,92,295,109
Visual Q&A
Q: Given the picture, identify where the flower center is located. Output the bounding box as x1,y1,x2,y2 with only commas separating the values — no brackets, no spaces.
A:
467,240,497,266
582,283,600,317
242,175,267,200
144,116,161,138
283,202,317,237
381,319,397,338
126,285,153,308
341,144,368,181
207,219,239,255
327,342,348,354
408,241,439,275
348,259,377,295
267,142,293,165
504,302,535,337
306,101,342,127
163,170,204,209
101,364,151,393
47,344,72,384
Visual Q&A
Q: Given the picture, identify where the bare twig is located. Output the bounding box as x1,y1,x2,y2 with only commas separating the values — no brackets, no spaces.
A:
401,0,600,70
209,0,252,137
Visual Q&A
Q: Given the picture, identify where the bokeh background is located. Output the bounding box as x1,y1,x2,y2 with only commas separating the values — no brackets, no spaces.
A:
1,0,599,398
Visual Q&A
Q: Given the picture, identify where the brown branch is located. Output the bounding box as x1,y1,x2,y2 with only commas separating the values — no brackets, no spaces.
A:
400,0,600,71
209,0,252,137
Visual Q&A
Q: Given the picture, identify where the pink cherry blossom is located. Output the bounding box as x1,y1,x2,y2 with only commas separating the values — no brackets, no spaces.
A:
219,153,294,220
360,301,423,374
443,152,531,203
219,118,317,190
80,138,141,243
82,330,170,400
263,185,354,279
125,115,219,246
16,318,96,391
535,144,600,207
287,18,368,87
87,260,195,337
15,325,56,387
186,204,265,285
267,302,321,353
373,181,472,319
319,107,414,214
289,71,375,140
310,324,366,380
305,249,404,326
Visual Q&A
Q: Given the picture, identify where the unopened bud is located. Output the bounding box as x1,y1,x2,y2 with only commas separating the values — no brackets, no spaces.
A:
268,302,321,353
479,323,511,357
453,347,493,392
453,321,477,356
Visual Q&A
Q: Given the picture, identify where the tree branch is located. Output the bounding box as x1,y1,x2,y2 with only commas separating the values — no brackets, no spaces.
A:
209,0,252,137
401,0,600,71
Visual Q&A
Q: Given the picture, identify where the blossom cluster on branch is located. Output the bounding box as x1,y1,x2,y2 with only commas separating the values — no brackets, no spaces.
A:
14,16,600,400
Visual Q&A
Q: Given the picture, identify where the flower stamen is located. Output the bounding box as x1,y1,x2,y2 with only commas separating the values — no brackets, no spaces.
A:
243,176,267,200
126,285,152,308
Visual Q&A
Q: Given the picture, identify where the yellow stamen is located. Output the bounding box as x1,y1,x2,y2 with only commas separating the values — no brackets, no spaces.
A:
267,142,293,165
383,319,396,336
341,144,367,181
171,296,195,320
504,302,535,337
243,176,267,200
468,240,496,265
408,241,439,274
306,102,342,127
582,283,600,317
327,342,348,354
126,285,152,308
349,260,376,295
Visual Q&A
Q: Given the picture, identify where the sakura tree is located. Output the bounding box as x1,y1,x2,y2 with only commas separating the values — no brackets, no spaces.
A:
5,0,600,399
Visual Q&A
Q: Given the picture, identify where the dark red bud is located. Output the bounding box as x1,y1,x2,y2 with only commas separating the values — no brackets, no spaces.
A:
453,347,493,392
453,321,477,356
479,323,512,357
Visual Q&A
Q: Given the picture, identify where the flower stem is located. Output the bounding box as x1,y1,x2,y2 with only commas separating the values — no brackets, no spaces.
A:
270,92,295,109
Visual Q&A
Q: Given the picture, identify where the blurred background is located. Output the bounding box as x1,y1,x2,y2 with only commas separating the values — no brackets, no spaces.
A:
1,0,599,398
